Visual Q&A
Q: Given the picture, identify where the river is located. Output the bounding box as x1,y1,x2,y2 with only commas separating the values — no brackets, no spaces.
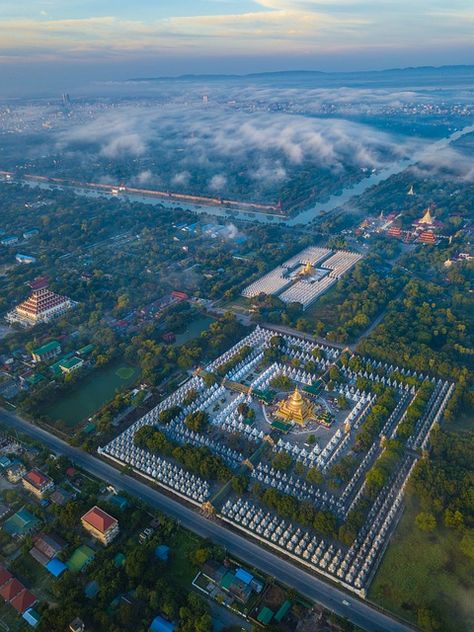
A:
12,124,474,227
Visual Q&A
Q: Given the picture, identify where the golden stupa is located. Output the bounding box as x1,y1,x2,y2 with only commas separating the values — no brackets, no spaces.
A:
298,261,313,276
276,387,314,426
420,208,434,225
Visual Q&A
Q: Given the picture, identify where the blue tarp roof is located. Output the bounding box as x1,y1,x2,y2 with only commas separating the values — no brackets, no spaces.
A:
235,567,254,585
154,545,170,561
150,615,176,632
46,558,67,577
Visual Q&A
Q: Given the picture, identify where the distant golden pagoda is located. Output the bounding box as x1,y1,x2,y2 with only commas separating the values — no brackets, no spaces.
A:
420,208,434,225
298,261,313,276
275,387,314,426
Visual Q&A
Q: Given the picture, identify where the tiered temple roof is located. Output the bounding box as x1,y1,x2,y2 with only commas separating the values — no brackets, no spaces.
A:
275,387,314,426
6,280,75,327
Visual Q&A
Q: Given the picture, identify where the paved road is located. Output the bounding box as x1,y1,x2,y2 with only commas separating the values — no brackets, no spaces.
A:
0,408,416,632
261,323,347,351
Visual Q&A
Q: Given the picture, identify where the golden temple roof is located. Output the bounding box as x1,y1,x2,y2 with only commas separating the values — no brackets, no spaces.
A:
276,387,314,426
420,208,434,224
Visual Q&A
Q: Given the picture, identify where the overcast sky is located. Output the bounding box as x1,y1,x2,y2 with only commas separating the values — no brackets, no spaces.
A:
1,1,473,95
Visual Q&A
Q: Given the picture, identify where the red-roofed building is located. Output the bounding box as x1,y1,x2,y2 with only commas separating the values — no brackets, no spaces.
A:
22,468,54,499
0,579,24,603
387,226,402,239
171,291,189,301
81,506,119,546
0,567,12,588
417,230,438,245
10,589,36,614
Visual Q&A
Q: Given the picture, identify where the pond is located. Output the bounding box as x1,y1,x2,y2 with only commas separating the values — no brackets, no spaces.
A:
173,315,213,346
43,362,139,427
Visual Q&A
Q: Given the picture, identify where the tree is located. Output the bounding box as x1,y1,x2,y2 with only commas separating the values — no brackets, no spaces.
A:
417,607,440,631
184,410,209,432
443,509,464,530
231,474,248,495
459,530,474,560
272,452,292,471
337,394,349,409
307,467,323,485
159,406,182,425
415,512,437,533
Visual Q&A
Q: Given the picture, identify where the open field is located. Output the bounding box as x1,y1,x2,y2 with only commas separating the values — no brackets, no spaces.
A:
42,362,139,427
370,495,474,632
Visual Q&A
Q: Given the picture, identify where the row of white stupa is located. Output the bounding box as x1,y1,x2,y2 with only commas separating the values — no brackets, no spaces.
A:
206,326,273,374
222,450,415,593
250,463,343,514
226,351,264,382
279,251,362,309
102,440,210,502
408,380,453,450
241,246,333,298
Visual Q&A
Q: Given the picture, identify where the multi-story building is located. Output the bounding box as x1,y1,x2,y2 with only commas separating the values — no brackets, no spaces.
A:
59,357,84,374
31,340,61,363
22,469,54,499
81,506,119,546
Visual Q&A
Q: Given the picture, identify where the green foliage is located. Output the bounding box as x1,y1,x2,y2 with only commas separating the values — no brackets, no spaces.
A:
184,410,209,432
231,474,249,495
269,374,293,390
159,405,182,425
355,387,396,450
397,381,434,439
272,451,293,471
134,426,231,481
365,440,403,496
415,512,437,533
255,485,338,538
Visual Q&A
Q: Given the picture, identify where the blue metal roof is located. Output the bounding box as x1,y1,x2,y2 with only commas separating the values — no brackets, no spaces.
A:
235,567,254,585
150,615,176,632
22,608,40,627
154,545,170,561
46,558,67,577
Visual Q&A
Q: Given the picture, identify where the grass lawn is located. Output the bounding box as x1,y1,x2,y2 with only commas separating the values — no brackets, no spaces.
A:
115,366,135,380
370,496,474,631
164,527,202,588
0,599,27,632
10,552,54,599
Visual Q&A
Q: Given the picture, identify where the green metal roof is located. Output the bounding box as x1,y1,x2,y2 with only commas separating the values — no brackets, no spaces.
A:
59,357,83,370
274,600,291,622
220,571,235,591
77,344,94,356
32,340,60,356
257,606,274,624
271,419,291,432
67,545,95,572
26,373,45,385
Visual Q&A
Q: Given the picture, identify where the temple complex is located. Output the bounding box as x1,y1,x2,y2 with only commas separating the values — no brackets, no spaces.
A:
5,277,76,327
275,387,315,426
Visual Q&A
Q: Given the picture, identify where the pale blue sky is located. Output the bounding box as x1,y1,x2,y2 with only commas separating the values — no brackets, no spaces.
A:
0,1,473,94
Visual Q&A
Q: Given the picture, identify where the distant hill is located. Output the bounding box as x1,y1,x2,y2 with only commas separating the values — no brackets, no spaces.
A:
128,65,474,83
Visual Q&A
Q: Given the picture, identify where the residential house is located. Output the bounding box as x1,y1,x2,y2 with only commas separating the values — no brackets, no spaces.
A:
81,506,119,546
22,469,54,499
